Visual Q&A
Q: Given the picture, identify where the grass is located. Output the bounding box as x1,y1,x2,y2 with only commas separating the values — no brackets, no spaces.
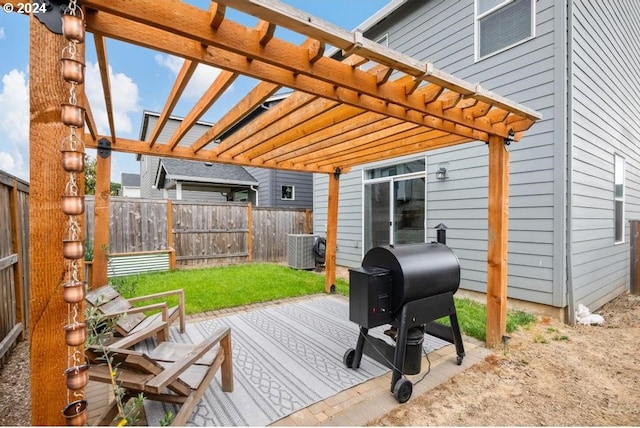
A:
112,263,349,315
435,297,536,342
111,263,535,342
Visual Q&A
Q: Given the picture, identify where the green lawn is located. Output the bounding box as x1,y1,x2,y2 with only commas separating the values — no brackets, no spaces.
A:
112,263,349,314
111,263,534,342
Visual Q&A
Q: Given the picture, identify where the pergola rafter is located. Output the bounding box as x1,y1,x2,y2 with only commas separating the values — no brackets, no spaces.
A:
148,59,198,146
0,0,544,423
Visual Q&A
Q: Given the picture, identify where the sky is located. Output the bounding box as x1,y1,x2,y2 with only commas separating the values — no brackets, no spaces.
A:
0,0,391,183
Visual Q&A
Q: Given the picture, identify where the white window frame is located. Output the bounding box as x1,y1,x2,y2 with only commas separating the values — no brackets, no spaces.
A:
614,154,625,244
474,0,536,62
281,184,295,201
361,156,427,253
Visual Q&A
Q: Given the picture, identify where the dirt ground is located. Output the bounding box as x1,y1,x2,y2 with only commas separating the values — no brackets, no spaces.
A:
373,293,640,426
1,293,639,426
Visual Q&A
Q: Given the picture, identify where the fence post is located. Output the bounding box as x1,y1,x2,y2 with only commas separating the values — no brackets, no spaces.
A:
167,199,176,270
305,209,312,234
247,203,253,262
9,179,25,341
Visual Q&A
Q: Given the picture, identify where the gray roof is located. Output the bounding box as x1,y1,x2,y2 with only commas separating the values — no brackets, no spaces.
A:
156,158,258,188
121,173,140,187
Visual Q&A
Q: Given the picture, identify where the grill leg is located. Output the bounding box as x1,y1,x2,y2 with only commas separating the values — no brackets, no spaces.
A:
390,307,409,392
449,312,466,363
352,326,368,369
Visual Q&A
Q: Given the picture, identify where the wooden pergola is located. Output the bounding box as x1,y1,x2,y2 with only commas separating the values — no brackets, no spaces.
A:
3,0,541,424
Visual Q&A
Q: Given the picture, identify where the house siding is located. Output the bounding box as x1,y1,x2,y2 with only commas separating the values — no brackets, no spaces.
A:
139,155,164,199
245,167,313,208
314,0,562,306
245,167,272,206
569,0,640,310
274,170,313,209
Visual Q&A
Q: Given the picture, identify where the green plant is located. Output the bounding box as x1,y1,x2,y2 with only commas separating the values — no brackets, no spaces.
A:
436,297,536,342
532,333,548,344
158,411,174,427
84,239,94,262
110,274,139,298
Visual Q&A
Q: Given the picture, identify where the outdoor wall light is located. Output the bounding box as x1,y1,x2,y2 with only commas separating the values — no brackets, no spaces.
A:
435,167,447,180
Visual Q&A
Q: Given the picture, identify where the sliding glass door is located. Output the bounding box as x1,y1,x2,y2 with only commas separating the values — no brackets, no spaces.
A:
363,159,426,252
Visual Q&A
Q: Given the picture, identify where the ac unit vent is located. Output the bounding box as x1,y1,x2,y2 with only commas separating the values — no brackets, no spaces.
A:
287,234,317,270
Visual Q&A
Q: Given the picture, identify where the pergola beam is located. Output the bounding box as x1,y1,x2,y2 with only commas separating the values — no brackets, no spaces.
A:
191,81,281,153
86,12,488,144
83,135,342,174
229,102,354,161
82,0,519,140
259,113,387,164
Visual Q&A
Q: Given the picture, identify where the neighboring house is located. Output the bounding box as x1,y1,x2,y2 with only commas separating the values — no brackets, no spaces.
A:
119,173,140,197
244,165,313,209
313,0,640,318
155,158,258,202
138,96,313,208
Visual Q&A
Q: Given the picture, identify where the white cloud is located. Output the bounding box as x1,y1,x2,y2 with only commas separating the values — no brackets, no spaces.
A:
155,54,182,75
0,27,5,40
0,69,29,180
0,64,141,183
0,152,16,171
85,61,140,135
154,53,226,100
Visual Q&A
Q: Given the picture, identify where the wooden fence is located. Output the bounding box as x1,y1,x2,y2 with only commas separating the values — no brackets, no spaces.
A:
85,197,312,269
0,171,29,366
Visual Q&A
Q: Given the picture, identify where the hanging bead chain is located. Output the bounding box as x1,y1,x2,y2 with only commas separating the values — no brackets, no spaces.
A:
60,0,88,424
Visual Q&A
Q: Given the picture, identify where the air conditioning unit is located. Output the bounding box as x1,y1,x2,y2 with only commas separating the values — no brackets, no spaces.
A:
287,234,317,270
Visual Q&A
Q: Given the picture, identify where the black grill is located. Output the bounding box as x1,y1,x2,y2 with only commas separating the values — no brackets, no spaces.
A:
343,242,465,403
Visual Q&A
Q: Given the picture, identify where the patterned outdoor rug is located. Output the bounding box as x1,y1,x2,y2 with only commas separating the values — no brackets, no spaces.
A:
138,295,449,426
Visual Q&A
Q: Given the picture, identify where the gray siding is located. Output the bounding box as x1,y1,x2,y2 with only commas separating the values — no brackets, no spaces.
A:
139,155,164,199
570,0,640,310
139,115,212,199
246,167,313,208
274,170,313,208
245,167,273,206
315,0,562,306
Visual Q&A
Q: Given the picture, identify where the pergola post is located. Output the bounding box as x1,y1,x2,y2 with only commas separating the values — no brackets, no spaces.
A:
324,170,340,293
486,134,510,347
29,16,68,426
92,147,111,288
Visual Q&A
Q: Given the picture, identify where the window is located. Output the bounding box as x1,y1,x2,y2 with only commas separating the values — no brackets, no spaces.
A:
614,154,625,243
475,0,535,60
281,185,295,200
